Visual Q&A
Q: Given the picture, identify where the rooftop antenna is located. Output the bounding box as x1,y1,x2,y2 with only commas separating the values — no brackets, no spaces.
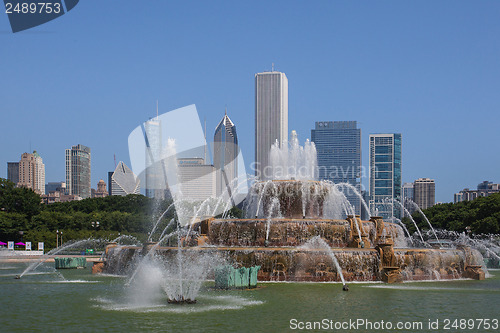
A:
156,100,159,120
225,104,227,116
114,154,117,168
272,62,275,72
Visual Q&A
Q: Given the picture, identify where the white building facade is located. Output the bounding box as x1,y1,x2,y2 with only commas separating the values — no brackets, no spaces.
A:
255,71,288,180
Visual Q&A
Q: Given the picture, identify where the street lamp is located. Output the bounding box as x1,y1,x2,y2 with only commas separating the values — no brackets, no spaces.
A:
56,230,59,248
91,221,100,238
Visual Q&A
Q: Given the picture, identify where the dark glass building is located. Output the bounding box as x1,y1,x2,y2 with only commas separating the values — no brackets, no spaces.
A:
7,162,19,185
214,112,238,197
311,121,361,215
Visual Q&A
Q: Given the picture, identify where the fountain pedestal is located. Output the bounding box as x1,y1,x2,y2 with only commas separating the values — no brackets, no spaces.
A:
464,265,486,280
348,216,371,248
459,245,486,280
376,236,403,283
370,216,385,239
381,266,403,283
167,298,197,304
92,261,105,274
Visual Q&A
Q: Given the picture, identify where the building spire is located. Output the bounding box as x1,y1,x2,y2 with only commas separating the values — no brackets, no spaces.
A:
272,62,275,71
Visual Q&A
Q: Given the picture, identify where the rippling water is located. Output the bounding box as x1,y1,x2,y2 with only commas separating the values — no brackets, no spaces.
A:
0,262,499,332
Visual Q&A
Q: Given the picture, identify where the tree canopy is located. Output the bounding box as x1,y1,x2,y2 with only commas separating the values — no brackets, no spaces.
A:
0,178,174,249
406,192,500,234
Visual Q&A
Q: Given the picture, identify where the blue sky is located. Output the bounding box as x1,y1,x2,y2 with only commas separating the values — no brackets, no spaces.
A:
1,1,499,202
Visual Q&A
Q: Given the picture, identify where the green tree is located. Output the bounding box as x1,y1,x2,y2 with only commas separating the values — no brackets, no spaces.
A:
410,192,500,234
0,178,41,218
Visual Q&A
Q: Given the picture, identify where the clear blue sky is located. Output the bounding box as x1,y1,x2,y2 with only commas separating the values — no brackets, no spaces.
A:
1,1,499,202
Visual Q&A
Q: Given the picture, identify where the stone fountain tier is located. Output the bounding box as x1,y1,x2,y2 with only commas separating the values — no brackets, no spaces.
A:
395,248,486,281
255,180,329,219
103,245,142,276
203,217,405,248
100,245,485,283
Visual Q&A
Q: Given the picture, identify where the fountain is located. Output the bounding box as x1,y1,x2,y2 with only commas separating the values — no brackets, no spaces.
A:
99,131,487,305
18,238,110,279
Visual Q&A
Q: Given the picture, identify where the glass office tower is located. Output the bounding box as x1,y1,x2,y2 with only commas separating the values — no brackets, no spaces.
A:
369,133,402,220
65,144,91,199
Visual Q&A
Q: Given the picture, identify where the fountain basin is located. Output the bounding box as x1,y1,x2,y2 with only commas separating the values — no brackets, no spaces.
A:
101,244,485,283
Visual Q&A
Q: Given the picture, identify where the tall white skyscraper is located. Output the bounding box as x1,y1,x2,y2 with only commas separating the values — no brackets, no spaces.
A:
33,151,45,195
144,117,166,199
255,71,288,180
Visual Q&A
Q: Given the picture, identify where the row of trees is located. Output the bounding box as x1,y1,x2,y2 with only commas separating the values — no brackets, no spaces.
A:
0,178,174,249
2,176,499,249
405,192,500,235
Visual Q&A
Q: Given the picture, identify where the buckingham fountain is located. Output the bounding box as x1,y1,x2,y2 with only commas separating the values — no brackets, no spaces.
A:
99,131,486,303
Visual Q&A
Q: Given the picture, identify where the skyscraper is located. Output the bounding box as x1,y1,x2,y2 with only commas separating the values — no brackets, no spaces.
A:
214,111,238,197
18,153,35,190
144,117,167,199
311,121,361,214
65,144,91,199
255,71,288,180
108,161,141,196
177,158,215,201
413,178,435,210
17,151,45,194
369,133,402,220
33,151,45,195
7,162,19,185
402,182,415,213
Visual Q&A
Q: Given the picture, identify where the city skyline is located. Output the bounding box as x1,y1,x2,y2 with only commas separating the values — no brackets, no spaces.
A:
1,2,500,202
3,90,498,202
